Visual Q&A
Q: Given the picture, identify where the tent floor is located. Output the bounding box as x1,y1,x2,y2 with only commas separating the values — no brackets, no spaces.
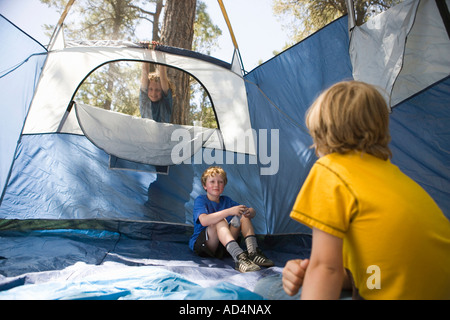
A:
0,223,313,300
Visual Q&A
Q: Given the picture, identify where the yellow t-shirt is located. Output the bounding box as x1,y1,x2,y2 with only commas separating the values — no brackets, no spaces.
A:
290,152,450,300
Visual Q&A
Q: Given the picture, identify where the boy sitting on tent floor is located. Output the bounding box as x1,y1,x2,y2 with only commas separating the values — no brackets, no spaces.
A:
189,166,274,272
282,81,450,300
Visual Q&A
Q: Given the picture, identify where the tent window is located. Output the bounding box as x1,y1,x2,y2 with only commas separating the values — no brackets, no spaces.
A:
73,60,220,168
73,60,218,129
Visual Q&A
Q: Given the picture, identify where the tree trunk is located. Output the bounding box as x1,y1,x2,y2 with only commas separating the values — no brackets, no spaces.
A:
153,0,163,42
102,0,127,110
160,0,197,125
354,1,366,26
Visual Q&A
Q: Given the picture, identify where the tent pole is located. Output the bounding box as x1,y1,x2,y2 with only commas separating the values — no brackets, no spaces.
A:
435,0,450,40
345,0,356,34
217,0,246,73
48,0,76,48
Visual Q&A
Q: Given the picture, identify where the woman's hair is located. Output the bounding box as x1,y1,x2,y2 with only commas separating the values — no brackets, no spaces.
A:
201,166,227,186
305,81,392,160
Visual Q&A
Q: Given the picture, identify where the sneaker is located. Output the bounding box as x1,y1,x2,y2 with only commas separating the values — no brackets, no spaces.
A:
248,248,274,267
235,252,261,273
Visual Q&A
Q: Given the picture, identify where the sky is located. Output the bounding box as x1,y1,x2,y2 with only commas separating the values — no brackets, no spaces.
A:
0,0,291,72
205,0,291,70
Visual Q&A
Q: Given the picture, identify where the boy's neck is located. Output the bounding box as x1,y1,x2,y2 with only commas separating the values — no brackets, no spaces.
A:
207,194,221,203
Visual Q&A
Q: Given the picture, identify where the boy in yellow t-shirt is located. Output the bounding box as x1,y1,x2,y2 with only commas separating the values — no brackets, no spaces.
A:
282,81,450,300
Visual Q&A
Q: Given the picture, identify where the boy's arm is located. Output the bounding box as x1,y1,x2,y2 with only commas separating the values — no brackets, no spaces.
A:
158,65,170,95
140,62,150,91
300,228,344,300
198,205,246,227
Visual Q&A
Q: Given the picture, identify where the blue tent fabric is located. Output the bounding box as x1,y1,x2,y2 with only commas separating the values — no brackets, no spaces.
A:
244,16,353,234
0,134,268,232
0,16,346,299
0,134,155,222
0,17,353,235
389,76,450,219
0,15,47,199
1,3,449,300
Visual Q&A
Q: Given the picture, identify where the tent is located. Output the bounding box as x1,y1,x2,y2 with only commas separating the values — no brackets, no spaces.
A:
0,0,449,300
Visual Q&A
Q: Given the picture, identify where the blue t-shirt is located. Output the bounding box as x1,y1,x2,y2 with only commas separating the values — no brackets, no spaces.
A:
139,88,173,123
189,194,240,251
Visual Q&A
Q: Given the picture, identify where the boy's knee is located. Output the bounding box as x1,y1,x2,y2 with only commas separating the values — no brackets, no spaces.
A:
241,216,253,224
207,219,228,232
207,223,217,233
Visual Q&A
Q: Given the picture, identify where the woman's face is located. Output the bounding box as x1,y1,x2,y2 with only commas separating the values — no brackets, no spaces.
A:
148,80,163,102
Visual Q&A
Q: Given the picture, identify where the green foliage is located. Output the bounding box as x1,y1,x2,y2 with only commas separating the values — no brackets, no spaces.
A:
41,0,222,128
189,81,217,129
193,1,222,55
273,0,403,44
75,62,141,116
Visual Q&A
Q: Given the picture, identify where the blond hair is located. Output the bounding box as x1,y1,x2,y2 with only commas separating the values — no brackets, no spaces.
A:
148,72,173,90
306,81,391,160
201,166,227,187
148,72,161,83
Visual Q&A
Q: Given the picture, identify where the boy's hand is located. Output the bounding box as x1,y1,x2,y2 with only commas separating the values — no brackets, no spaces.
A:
229,205,246,217
282,259,310,296
243,207,256,219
